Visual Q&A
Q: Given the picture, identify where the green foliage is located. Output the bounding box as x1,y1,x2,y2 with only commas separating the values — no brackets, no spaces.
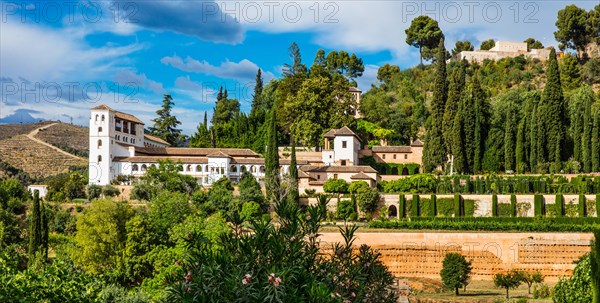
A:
524,38,544,50
534,194,544,217
453,194,463,217
348,181,369,194
451,40,474,55
71,199,133,274
555,194,565,217
510,194,517,217
241,202,262,221
521,270,544,294
491,194,498,217
28,191,45,265
87,184,102,200
494,270,523,298
360,156,420,176
592,229,600,303
265,103,280,203
355,187,380,218
337,198,357,221
381,174,437,193
149,191,192,238
398,194,406,218
102,185,120,197
411,195,420,218
405,15,444,64
579,194,587,217
369,217,600,232
554,4,592,57
165,198,398,302
440,252,472,295
553,254,593,303
148,94,182,146
238,171,266,211
533,283,551,299
480,39,495,50
323,178,349,194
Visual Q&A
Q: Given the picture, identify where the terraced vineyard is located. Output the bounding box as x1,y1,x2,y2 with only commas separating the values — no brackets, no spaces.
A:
0,122,88,179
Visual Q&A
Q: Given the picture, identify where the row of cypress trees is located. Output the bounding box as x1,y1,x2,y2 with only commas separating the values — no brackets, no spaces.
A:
28,190,48,265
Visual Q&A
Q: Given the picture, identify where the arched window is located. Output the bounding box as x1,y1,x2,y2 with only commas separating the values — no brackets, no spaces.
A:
205,165,209,172
101,115,105,122
259,166,265,173
141,164,147,171
97,139,102,148
230,165,237,173
98,127,102,133
388,205,398,218
196,165,202,172
95,114,98,121
150,164,156,169
251,166,257,173
241,165,247,172
97,155,102,162
132,164,139,171
186,165,192,172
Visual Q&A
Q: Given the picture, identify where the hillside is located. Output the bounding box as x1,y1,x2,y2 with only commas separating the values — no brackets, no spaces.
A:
0,122,88,180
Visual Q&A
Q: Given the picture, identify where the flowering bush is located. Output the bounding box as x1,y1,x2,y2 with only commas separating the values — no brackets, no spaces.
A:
166,197,397,302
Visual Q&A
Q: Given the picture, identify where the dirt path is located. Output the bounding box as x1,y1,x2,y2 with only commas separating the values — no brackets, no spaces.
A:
26,122,85,160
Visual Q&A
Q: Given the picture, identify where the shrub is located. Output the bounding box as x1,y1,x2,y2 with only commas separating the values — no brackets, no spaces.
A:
555,194,564,217
430,194,437,217
87,184,102,200
464,199,476,217
552,254,592,303
534,195,544,217
579,194,586,217
510,194,517,217
337,199,356,221
398,195,406,218
493,270,523,299
533,283,550,299
440,253,472,296
102,185,120,197
437,198,454,217
348,181,369,194
492,195,498,217
411,195,420,218
240,201,262,221
453,195,463,217
355,187,380,218
323,179,349,194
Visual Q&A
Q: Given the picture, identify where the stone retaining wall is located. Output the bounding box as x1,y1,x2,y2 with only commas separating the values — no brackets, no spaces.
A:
319,232,592,281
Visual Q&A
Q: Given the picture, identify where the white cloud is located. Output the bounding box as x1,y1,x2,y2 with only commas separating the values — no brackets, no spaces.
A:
114,70,166,94
355,64,380,92
161,54,275,82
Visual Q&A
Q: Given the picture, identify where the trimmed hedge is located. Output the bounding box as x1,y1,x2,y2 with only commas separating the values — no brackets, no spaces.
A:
453,194,463,217
578,194,586,217
492,194,498,217
534,195,544,217
510,194,517,217
399,194,406,218
555,194,564,217
369,217,600,232
411,195,420,218
430,194,437,217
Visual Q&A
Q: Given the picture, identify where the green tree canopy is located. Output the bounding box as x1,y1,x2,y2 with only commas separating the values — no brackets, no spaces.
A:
149,94,182,146
524,38,544,50
480,39,495,50
440,252,472,295
451,40,474,56
405,15,444,65
554,4,591,58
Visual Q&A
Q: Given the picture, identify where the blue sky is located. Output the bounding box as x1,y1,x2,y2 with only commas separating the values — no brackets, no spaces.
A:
0,0,597,134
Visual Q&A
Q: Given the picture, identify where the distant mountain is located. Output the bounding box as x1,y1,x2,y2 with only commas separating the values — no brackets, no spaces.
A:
0,109,45,124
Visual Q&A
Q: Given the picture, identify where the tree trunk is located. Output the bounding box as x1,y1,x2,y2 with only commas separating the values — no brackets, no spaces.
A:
455,287,459,296
419,46,423,66
506,288,509,299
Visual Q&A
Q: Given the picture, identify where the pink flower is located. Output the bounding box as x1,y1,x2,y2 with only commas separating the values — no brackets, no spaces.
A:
185,271,192,282
290,236,296,241
245,273,252,280
274,277,282,286
306,215,312,220
242,273,251,285
351,292,356,297
344,300,350,303
242,278,248,285
268,273,275,283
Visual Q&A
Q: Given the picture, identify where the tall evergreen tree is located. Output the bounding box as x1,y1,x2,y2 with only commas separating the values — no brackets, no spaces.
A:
504,102,516,172
593,111,600,172
40,199,48,260
452,101,467,174
472,77,489,173
538,48,567,168
149,94,182,146
443,61,466,153
189,112,211,148
289,137,299,203
515,120,526,172
28,190,42,263
423,39,448,172
265,102,280,204
529,103,538,170
251,69,264,118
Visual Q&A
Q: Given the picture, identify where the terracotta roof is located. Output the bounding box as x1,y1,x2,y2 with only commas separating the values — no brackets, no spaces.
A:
323,126,360,140
114,156,208,164
207,151,231,158
411,139,424,147
135,147,259,157
298,170,312,179
348,87,362,93
372,146,412,153
350,172,374,180
301,165,377,173
309,180,326,186
144,134,170,146
90,104,145,124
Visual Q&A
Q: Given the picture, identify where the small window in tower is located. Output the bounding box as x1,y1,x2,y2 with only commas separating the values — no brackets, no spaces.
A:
101,115,105,122
341,160,346,166
317,175,321,180
98,155,102,162
97,139,102,148
393,154,397,159
382,154,386,159
342,141,347,148
334,174,338,179
404,154,408,159
98,127,102,133
132,164,138,171
95,115,98,121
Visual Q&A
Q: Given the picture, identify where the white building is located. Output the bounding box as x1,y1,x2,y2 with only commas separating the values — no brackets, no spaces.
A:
27,185,48,199
88,105,422,192
452,41,560,63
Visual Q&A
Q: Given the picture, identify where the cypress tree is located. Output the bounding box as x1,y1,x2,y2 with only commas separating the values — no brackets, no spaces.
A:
579,194,586,217
529,103,538,170
515,120,526,173
265,102,280,204
411,195,420,218
289,137,299,203
555,194,564,217
203,112,208,129
443,62,465,153
472,77,489,173
492,194,498,217
250,69,264,117
510,194,517,217
504,104,516,172
430,194,437,217
593,112,600,172
28,190,42,263
423,39,448,172
539,48,567,165
580,87,594,172
41,200,48,260
452,104,466,174
399,194,406,218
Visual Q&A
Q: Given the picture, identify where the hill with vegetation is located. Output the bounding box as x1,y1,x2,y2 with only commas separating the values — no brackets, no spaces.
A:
0,122,88,181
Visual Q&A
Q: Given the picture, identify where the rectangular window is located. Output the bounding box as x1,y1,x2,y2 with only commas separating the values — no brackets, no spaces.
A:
115,119,122,132
382,154,386,159
393,154,397,159
342,141,347,148
341,160,346,166
404,154,408,159
333,174,338,179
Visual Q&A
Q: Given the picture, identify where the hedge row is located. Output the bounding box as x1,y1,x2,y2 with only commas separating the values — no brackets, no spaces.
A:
396,194,474,218
369,217,600,232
